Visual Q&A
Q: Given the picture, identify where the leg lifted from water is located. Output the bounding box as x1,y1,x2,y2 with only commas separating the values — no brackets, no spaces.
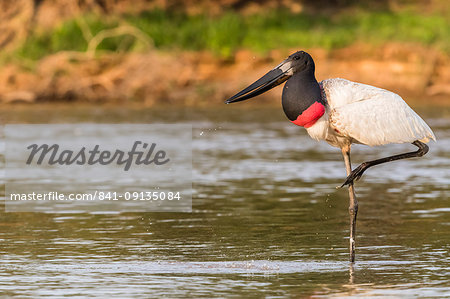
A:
340,140,429,188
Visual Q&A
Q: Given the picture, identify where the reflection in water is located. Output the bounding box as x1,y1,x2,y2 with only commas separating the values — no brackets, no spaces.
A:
0,105,449,297
349,263,355,285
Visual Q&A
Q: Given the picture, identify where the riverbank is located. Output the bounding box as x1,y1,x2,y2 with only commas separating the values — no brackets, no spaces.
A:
1,43,449,106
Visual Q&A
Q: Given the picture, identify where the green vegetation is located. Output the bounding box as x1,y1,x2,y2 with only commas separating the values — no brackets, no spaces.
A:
13,9,450,60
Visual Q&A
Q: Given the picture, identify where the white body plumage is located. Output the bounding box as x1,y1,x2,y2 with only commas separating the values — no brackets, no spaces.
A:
306,78,436,148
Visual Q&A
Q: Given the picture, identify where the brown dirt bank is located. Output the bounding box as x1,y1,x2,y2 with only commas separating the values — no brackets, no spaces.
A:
0,44,449,106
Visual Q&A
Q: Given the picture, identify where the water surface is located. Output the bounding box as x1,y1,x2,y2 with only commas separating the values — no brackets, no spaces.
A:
0,104,449,297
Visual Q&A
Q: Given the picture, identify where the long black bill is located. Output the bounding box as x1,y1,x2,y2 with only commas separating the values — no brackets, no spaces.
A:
225,65,291,104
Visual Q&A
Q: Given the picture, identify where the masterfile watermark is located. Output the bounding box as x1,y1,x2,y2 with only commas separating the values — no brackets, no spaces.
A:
9,191,182,201
4,124,192,212
26,141,170,171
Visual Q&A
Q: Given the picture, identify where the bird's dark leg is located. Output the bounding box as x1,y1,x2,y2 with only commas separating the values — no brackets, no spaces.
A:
341,144,358,263
340,141,429,188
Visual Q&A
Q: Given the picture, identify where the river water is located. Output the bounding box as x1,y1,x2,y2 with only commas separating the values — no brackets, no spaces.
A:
0,104,449,297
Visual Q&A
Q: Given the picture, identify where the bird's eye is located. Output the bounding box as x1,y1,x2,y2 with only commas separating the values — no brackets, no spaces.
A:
293,55,300,61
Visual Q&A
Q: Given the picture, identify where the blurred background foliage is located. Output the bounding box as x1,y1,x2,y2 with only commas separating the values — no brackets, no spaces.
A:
2,0,449,59
16,9,449,59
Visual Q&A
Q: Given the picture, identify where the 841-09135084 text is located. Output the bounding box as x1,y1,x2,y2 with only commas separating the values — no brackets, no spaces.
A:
97,191,181,201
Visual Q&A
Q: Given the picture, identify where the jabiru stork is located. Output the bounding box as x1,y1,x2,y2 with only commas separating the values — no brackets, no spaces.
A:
226,51,435,263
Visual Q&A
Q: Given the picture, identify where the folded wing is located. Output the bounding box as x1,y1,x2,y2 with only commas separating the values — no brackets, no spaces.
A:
326,80,436,146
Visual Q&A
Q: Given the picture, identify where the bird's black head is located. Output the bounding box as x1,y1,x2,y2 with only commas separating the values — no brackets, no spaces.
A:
225,50,316,104
284,51,315,76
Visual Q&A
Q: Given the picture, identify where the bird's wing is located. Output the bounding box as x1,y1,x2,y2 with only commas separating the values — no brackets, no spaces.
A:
324,79,436,146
